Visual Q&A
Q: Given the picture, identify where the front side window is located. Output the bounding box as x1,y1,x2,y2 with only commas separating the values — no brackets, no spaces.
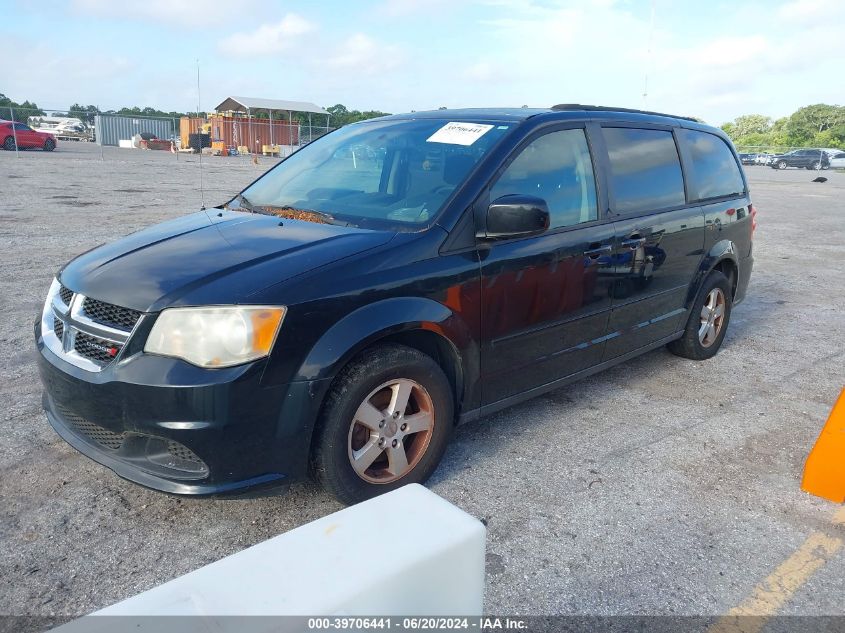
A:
235,119,512,231
490,128,598,230
680,129,745,201
603,127,686,214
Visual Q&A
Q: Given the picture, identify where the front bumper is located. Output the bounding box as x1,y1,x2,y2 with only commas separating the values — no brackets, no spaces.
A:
36,323,328,495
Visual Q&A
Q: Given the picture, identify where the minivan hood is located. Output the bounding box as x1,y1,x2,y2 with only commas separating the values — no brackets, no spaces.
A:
59,210,394,312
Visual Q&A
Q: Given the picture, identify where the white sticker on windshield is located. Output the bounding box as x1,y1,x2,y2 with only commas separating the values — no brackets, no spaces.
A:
426,122,495,146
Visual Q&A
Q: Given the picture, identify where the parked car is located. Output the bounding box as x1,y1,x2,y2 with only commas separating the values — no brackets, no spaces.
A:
769,148,829,170
829,152,845,169
36,105,755,504
737,153,756,165
1,120,57,151
755,153,774,166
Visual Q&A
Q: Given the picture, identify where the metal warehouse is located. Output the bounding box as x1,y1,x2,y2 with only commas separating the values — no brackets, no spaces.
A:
94,114,175,147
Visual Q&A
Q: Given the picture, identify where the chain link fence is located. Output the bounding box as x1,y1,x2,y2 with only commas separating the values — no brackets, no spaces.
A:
1,105,334,162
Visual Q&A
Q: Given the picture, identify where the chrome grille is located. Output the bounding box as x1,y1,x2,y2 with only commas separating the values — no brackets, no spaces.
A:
56,404,126,451
59,285,73,306
82,297,141,332
74,332,121,365
43,280,144,373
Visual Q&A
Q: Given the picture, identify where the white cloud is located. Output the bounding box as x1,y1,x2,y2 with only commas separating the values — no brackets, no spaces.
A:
378,0,450,17
463,61,495,82
777,0,845,25
690,35,769,68
325,34,405,74
0,37,135,111
218,14,316,57
71,0,263,27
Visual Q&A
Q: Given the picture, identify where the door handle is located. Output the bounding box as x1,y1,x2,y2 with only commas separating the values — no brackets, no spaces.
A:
583,245,612,259
621,237,646,250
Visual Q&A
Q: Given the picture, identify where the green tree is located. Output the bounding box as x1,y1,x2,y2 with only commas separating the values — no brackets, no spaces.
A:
785,104,845,144
66,104,99,125
0,93,45,122
732,114,772,137
324,103,389,127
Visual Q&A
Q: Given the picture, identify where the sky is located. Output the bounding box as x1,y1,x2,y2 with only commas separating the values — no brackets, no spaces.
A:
2,0,844,126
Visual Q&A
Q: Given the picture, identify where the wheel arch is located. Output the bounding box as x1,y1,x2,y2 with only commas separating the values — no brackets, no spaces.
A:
687,240,740,307
295,296,476,419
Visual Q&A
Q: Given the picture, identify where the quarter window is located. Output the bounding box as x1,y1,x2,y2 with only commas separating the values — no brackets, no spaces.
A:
680,129,745,201
490,128,597,230
603,127,686,214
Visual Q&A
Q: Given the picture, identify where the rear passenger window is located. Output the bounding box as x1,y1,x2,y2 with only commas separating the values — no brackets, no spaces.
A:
491,128,597,230
603,127,686,214
680,129,745,201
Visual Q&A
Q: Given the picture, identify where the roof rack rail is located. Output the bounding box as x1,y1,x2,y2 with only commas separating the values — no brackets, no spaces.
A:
550,104,700,123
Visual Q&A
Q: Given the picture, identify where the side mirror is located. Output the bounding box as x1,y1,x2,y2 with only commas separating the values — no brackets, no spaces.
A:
478,194,550,239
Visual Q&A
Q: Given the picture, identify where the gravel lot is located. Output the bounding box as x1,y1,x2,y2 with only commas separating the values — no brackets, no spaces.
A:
1,143,844,621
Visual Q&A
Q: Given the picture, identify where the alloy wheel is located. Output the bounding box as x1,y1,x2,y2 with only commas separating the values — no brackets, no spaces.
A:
699,288,726,348
347,378,435,484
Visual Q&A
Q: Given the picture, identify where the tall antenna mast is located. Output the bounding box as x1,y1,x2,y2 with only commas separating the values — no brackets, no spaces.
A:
642,0,656,108
196,58,206,210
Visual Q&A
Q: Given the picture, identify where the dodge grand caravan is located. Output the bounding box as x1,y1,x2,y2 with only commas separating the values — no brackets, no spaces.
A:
36,105,754,504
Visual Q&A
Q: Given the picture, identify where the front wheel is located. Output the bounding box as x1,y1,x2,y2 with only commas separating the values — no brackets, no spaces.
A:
667,270,733,360
311,344,454,505
812,161,822,170
43,138,55,152
777,160,788,170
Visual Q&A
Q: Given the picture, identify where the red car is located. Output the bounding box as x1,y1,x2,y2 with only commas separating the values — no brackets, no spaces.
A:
1,120,57,151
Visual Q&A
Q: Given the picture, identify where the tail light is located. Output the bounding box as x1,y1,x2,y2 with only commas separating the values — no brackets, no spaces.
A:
750,203,757,239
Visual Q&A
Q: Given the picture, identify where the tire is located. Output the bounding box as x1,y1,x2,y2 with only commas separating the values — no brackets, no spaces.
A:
3,136,15,151
777,160,788,170
43,138,55,152
311,343,455,505
812,161,822,170
667,270,733,361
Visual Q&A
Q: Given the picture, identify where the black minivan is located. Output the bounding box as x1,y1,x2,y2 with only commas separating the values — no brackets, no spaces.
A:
36,105,754,504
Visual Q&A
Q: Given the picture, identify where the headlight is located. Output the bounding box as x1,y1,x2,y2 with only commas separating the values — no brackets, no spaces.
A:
144,306,286,368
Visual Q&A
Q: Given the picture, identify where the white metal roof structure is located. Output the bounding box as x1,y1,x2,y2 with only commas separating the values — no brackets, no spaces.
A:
214,96,329,116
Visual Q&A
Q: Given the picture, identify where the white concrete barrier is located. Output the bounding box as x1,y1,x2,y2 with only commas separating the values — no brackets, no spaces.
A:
54,484,485,631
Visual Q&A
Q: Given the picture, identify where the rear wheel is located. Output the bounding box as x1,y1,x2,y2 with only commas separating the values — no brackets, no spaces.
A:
667,270,732,360
812,161,822,170
3,136,15,151
311,344,454,505
43,138,55,152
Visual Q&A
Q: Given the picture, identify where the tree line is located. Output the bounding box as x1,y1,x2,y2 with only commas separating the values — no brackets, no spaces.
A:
1,93,389,128
11,90,839,148
721,104,845,150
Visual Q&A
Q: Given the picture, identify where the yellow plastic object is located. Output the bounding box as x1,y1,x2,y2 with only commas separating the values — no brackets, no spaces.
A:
801,388,845,503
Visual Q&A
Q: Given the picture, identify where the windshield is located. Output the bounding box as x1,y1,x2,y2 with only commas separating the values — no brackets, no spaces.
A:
232,118,513,230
